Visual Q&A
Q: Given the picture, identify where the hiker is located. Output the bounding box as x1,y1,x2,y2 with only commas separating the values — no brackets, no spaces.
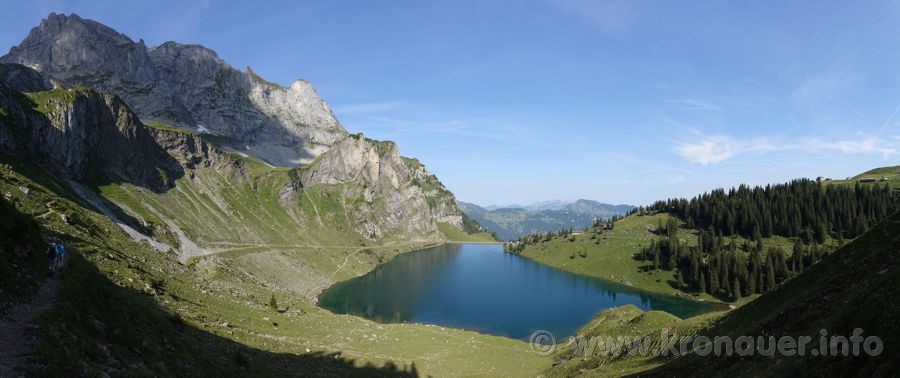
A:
54,243,65,272
46,242,58,273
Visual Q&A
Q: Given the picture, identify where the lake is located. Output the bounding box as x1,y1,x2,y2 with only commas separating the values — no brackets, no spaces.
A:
318,243,719,340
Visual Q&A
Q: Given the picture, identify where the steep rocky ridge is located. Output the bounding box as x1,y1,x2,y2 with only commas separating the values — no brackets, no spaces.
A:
0,63,52,93
1,84,467,264
0,13,472,261
1,13,346,166
302,134,464,240
0,83,180,192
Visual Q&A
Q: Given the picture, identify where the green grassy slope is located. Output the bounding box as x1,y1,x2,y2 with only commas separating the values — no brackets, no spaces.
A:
546,305,723,376
823,165,900,190
438,222,497,243
1,155,549,376
642,210,900,377
543,210,900,377
90,130,481,300
518,213,796,303
853,165,900,181
0,167,50,306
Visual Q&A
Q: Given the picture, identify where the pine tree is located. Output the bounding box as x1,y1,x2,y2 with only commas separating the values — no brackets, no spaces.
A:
653,248,661,271
269,293,278,311
792,240,803,272
699,271,707,294
709,266,719,295
732,277,742,302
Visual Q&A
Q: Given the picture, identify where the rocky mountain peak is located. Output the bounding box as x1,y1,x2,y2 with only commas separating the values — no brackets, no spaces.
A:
0,84,181,192
6,13,155,84
1,13,346,167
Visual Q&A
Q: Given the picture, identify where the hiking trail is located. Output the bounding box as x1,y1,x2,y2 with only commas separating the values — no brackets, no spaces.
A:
0,273,61,376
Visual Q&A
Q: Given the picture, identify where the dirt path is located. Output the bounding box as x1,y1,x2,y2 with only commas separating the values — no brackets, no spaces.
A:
0,273,61,376
67,180,170,252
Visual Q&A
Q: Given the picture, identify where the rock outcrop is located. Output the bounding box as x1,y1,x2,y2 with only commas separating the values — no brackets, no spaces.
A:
1,13,346,166
303,134,465,240
0,13,473,248
0,84,181,192
0,64,51,93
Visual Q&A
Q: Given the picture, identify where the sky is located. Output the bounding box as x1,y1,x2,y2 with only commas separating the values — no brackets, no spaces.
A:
2,0,900,206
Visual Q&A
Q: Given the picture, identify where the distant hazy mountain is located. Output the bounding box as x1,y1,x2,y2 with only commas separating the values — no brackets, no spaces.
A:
483,199,570,211
458,200,634,241
564,199,635,219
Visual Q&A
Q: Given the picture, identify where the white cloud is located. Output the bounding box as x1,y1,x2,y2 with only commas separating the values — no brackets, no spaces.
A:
808,138,897,157
346,113,557,148
666,99,720,111
677,135,776,165
677,133,900,165
334,101,407,115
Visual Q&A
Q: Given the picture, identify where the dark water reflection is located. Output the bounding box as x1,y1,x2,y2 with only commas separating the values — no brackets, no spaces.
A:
318,243,719,340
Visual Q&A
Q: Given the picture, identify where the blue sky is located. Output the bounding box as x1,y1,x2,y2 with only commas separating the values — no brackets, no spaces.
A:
3,0,900,206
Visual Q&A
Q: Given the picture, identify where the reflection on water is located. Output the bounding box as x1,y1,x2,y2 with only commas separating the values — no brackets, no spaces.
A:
318,243,719,340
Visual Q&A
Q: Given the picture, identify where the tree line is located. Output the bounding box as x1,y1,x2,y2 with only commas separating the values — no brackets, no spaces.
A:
634,180,897,240
639,218,838,301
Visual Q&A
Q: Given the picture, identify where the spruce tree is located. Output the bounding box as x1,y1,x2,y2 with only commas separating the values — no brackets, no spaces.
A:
765,258,776,291
699,271,707,294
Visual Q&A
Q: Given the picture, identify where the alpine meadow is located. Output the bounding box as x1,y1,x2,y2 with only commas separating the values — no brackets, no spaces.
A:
1,2,899,377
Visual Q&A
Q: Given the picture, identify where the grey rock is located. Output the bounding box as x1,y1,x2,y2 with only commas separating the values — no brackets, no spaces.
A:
0,64,51,92
303,134,464,240
1,13,347,166
0,13,474,244
0,84,182,192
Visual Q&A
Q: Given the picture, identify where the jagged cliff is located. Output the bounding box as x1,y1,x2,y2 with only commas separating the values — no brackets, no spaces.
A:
0,79,468,261
303,134,464,240
1,13,346,166
0,81,180,192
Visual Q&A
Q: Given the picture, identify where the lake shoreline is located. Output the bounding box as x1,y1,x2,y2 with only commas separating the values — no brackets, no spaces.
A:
319,243,723,341
510,250,728,306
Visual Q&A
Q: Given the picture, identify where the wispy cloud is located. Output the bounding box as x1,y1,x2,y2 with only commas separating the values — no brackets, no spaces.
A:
677,135,776,165
334,101,407,115
667,175,686,184
790,77,845,106
676,100,900,165
665,99,721,111
347,113,560,148
548,0,636,35
807,137,898,156
678,133,899,165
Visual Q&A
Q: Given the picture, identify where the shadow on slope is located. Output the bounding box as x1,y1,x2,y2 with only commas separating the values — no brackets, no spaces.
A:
641,211,900,376
0,82,185,195
37,253,418,377
0,154,417,377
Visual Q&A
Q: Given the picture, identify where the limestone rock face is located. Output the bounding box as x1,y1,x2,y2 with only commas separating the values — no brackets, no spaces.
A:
303,134,465,240
0,13,473,242
1,13,347,166
0,85,181,192
0,64,52,92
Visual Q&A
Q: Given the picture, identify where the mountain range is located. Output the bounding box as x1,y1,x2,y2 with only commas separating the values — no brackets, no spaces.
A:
0,13,482,262
2,13,345,167
1,12,898,377
458,199,634,240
